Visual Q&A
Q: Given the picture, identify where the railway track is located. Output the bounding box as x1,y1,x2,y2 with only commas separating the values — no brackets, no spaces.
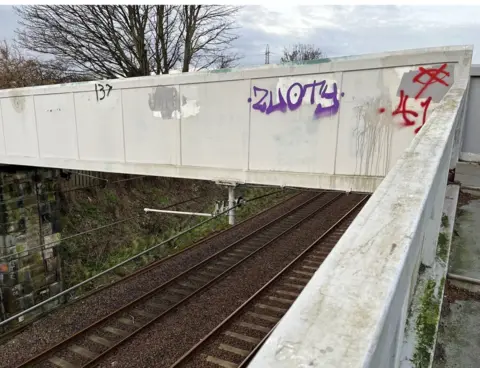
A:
169,194,369,368
1,190,306,367
0,190,297,343
16,190,346,368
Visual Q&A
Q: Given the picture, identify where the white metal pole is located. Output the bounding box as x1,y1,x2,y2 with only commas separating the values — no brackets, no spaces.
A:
228,186,235,225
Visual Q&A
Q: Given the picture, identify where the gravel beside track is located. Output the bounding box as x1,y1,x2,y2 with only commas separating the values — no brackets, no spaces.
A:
175,195,368,368
0,190,314,368
90,193,366,368
23,191,333,367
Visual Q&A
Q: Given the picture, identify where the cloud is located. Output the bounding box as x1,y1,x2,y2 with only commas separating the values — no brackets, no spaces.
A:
0,5,478,68
0,5,18,42
234,5,480,66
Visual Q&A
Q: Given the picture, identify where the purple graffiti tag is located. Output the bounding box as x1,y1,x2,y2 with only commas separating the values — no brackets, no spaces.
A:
286,83,306,111
249,80,344,119
304,80,325,105
265,89,288,114
250,86,269,113
313,83,342,119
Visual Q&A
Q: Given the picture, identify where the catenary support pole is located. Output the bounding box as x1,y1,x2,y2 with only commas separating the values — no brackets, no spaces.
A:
228,186,236,225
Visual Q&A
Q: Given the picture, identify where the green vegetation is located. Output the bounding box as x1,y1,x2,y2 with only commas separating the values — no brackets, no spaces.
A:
413,279,440,368
436,232,449,263
436,213,450,263
57,177,291,296
438,277,445,300
441,213,449,228
104,189,118,205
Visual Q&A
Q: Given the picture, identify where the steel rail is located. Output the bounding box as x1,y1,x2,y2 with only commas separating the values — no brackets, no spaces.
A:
16,191,336,367
1,189,290,329
0,190,297,341
169,194,370,368
79,193,343,368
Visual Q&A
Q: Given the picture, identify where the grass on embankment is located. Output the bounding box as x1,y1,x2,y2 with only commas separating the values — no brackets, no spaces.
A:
57,175,292,295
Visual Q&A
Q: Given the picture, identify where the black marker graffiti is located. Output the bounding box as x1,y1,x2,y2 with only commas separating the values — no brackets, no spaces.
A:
95,83,113,101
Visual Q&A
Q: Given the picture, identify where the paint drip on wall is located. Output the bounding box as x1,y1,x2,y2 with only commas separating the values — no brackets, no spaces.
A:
353,96,394,177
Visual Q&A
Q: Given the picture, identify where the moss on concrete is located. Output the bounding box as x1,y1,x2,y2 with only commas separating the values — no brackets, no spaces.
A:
0,169,63,325
413,279,440,368
15,243,25,256
438,277,445,300
449,198,480,279
284,58,332,66
441,213,449,228
211,68,233,73
436,232,449,263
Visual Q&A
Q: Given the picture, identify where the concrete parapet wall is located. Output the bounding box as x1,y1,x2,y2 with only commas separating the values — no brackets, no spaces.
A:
0,46,471,192
460,65,480,163
249,47,472,368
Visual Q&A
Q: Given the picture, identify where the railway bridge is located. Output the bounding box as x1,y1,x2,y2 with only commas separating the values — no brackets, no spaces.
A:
0,45,476,367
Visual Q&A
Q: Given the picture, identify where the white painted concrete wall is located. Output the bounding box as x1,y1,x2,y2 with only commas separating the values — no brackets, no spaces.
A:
0,46,470,192
248,46,472,368
460,65,480,162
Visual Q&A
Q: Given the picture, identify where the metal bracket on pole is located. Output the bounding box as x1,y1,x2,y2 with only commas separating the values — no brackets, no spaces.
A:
144,208,213,217
215,180,241,186
214,181,241,226
213,181,245,226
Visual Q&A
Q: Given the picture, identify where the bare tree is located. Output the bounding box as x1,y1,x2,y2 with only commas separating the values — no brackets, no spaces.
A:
280,43,326,64
152,5,183,75
0,41,90,89
14,5,242,78
215,52,241,69
179,5,241,72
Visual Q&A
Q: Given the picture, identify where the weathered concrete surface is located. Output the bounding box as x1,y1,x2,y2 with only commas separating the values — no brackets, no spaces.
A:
449,187,480,279
400,184,458,368
434,296,480,368
459,66,480,163
456,162,480,190
0,46,472,192
248,46,472,368
0,168,63,328
432,176,480,368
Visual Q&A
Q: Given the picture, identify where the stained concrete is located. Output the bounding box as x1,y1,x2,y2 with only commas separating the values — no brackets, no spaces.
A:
433,162,480,368
456,162,480,189
435,300,480,368
448,189,480,280
0,169,63,329
401,185,458,368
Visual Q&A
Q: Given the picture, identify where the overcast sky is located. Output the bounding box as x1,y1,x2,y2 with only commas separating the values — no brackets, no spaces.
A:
235,5,480,65
1,5,480,65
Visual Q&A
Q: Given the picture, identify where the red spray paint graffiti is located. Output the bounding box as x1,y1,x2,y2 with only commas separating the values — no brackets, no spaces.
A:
413,63,450,100
391,90,418,127
378,63,449,134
